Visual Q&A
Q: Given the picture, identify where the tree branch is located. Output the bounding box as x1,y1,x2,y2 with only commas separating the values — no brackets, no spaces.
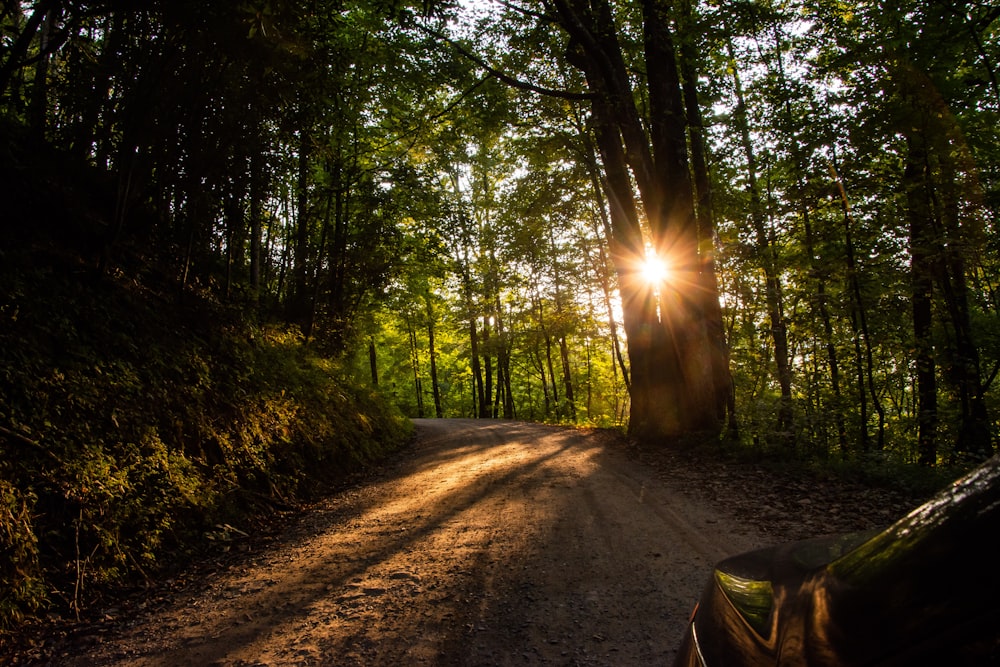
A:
430,75,492,121
0,424,61,462
491,0,552,23
414,22,593,101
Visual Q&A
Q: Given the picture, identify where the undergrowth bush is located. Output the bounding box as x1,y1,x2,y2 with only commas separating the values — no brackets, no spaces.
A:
0,257,412,631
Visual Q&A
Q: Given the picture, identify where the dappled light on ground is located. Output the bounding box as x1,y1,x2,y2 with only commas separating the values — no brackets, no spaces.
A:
54,420,764,666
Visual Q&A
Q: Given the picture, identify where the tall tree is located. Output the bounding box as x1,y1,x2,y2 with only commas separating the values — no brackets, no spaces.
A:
542,0,731,441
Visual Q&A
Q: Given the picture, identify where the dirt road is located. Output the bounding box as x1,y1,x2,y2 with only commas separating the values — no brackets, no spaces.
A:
45,419,771,666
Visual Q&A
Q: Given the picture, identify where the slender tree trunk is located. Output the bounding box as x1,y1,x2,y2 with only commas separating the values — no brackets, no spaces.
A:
534,341,552,417
534,290,560,419
847,304,870,450
559,335,576,421
426,293,443,418
491,316,503,419
329,178,347,321
494,302,514,419
28,3,57,139
552,245,576,420
180,92,210,291
369,337,379,388
725,39,793,436
585,334,593,420
582,149,630,391
832,162,886,449
305,188,332,341
906,140,938,465
803,201,847,453
291,130,311,327
470,316,485,417
599,251,632,392
895,64,992,460
678,0,736,433
493,365,503,419
224,192,236,299
470,376,477,418
931,138,992,458
481,315,494,418
544,331,560,419
504,365,515,418
407,318,424,418
249,150,264,307
502,341,515,419
461,260,486,418
0,0,56,101
269,200,288,300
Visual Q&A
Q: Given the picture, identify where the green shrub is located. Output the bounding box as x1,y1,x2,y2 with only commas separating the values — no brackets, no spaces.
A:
0,262,411,631
0,481,44,626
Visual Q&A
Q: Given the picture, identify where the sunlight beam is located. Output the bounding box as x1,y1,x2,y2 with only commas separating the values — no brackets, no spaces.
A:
640,252,670,285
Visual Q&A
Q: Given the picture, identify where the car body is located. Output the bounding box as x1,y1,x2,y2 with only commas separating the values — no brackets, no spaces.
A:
673,455,1000,666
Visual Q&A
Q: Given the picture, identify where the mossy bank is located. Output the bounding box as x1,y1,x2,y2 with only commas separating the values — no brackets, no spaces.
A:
0,231,412,633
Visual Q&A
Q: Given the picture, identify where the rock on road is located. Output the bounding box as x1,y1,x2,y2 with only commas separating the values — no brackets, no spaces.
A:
49,419,768,666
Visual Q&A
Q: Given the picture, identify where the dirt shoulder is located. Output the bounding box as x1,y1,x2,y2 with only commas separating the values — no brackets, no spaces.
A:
5,420,925,666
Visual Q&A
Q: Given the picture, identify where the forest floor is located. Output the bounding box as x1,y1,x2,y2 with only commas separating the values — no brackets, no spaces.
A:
5,419,928,666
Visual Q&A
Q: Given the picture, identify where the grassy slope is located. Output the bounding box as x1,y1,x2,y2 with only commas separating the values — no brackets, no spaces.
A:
0,127,412,631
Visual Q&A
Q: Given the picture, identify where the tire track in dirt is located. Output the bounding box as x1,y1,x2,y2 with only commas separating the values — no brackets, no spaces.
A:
43,419,766,666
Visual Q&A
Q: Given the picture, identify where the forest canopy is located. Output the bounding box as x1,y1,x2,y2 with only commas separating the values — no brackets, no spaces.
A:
2,0,999,464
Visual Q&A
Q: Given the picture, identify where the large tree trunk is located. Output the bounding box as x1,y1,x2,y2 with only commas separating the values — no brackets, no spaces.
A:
556,0,728,442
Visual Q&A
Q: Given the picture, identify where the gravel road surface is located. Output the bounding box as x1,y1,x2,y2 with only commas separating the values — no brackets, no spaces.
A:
30,419,776,666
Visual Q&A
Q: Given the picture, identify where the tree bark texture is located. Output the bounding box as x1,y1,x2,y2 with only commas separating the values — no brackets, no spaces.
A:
554,0,730,441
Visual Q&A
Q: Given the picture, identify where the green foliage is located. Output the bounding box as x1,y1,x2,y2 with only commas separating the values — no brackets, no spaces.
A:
3,0,998,623
0,481,43,627
0,250,411,632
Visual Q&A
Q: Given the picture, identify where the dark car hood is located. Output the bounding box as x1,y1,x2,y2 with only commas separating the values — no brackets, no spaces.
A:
698,456,1000,666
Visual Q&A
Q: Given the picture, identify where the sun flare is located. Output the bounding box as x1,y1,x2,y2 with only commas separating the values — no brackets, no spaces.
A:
641,254,670,285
